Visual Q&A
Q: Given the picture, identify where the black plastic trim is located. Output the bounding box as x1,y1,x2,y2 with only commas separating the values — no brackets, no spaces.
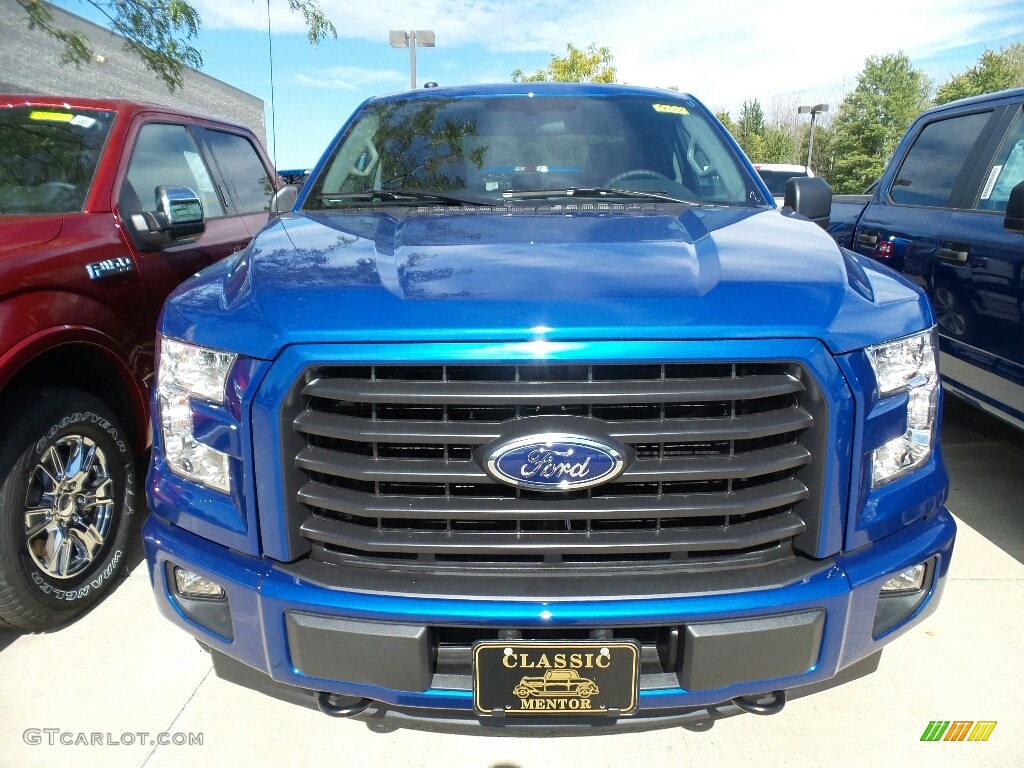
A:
283,361,829,569
286,612,434,691
299,478,810,520
294,407,814,444
303,374,805,405
681,610,825,691
297,441,810,483
300,512,806,556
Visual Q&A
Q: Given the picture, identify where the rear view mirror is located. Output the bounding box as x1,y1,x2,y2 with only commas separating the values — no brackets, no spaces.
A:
1004,180,1024,233
783,176,832,229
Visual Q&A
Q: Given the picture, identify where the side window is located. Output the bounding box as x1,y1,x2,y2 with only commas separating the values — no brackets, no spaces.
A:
121,123,224,217
889,111,991,208
202,129,274,214
975,111,1024,213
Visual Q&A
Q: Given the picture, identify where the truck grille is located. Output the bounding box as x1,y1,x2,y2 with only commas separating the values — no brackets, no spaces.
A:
285,363,825,570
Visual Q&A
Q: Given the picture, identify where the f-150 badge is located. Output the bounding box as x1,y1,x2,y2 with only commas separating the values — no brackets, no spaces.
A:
485,434,625,490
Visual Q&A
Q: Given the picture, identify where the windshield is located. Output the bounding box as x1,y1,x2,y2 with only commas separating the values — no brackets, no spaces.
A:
305,93,764,209
0,106,115,215
756,169,810,197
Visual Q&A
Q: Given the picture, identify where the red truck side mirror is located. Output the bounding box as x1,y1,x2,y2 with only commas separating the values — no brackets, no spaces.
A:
129,186,205,250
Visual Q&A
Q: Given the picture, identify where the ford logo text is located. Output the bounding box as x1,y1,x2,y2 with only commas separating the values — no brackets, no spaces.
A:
485,435,626,491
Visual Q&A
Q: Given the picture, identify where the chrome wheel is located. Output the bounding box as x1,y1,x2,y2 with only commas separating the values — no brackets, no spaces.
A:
23,435,114,580
0,388,134,630
933,285,969,338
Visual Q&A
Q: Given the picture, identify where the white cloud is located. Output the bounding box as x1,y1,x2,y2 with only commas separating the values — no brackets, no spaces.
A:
193,0,1024,115
295,65,406,90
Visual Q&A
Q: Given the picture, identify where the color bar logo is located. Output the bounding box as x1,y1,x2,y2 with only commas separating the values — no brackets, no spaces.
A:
921,721,997,742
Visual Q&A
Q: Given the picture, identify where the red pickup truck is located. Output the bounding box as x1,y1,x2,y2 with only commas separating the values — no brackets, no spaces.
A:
0,95,278,629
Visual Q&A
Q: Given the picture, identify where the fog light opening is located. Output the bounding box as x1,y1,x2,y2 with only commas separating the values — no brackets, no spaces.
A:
174,566,226,599
873,557,936,638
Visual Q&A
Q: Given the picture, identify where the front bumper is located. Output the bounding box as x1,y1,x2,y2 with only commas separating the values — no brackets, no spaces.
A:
143,505,955,722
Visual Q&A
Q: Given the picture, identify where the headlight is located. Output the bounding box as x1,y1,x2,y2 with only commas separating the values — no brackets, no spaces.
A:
866,328,938,486
157,337,237,493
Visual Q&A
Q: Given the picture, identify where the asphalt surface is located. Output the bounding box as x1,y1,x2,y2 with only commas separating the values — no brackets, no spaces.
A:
1,396,1022,768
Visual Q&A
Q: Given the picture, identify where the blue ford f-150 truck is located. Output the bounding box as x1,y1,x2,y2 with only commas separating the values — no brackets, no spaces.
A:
829,88,1024,431
144,83,955,729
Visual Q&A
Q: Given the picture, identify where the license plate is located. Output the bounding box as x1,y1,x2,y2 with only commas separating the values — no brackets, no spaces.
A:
473,641,639,717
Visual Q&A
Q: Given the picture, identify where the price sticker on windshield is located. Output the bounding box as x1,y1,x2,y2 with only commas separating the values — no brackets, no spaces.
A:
652,104,689,115
29,110,74,123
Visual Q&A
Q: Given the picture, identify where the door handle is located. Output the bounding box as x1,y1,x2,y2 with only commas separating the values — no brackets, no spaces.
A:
938,245,969,265
856,231,878,247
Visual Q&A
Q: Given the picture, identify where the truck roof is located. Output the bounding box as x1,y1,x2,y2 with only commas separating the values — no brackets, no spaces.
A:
920,86,1024,116
0,93,250,131
366,81,697,104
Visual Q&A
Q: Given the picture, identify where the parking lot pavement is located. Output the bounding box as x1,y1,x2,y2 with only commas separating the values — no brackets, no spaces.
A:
1,401,1022,768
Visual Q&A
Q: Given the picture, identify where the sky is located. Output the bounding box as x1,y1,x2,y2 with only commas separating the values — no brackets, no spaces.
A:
51,0,1024,170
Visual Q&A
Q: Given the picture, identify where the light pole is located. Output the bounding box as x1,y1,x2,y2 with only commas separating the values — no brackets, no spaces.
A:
389,30,435,89
798,103,828,172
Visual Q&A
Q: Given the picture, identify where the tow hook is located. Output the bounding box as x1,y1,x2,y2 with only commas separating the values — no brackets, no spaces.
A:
731,690,786,715
315,692,373,718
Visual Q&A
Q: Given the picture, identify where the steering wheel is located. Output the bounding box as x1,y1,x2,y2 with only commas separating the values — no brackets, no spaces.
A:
605,168,672,186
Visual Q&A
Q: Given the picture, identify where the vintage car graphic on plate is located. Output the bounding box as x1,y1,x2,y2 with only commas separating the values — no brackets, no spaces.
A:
513,669,600,699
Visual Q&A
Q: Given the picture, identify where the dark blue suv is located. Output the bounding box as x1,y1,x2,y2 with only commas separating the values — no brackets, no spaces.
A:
835,88,1024,430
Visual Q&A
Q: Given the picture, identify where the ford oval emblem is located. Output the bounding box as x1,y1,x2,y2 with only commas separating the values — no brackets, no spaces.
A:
485,434,626,491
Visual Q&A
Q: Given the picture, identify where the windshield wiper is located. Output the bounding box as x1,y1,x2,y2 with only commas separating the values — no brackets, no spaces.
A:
501,187,700,205
316,188,494,207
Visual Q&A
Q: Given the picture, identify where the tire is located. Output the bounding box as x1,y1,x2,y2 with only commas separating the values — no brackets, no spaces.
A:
0,388,135,630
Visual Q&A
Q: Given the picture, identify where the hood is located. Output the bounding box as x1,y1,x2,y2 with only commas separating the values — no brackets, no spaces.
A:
0,216,62,255
161,205,932,358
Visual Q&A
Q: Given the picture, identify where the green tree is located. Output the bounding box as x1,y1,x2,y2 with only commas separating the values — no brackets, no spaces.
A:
736,99,766,158
730,100,799,163
829,52,931,193
512,43,616,83
16,0,336,92
760,125,796,163
935,43,1024,104
715,110,736,136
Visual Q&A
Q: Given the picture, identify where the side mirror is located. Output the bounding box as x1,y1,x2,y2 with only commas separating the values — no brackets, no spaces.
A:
157,186,205,237
783,176,832,229
129,186,205,250
1004,180,1024,233
270,185,299,216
